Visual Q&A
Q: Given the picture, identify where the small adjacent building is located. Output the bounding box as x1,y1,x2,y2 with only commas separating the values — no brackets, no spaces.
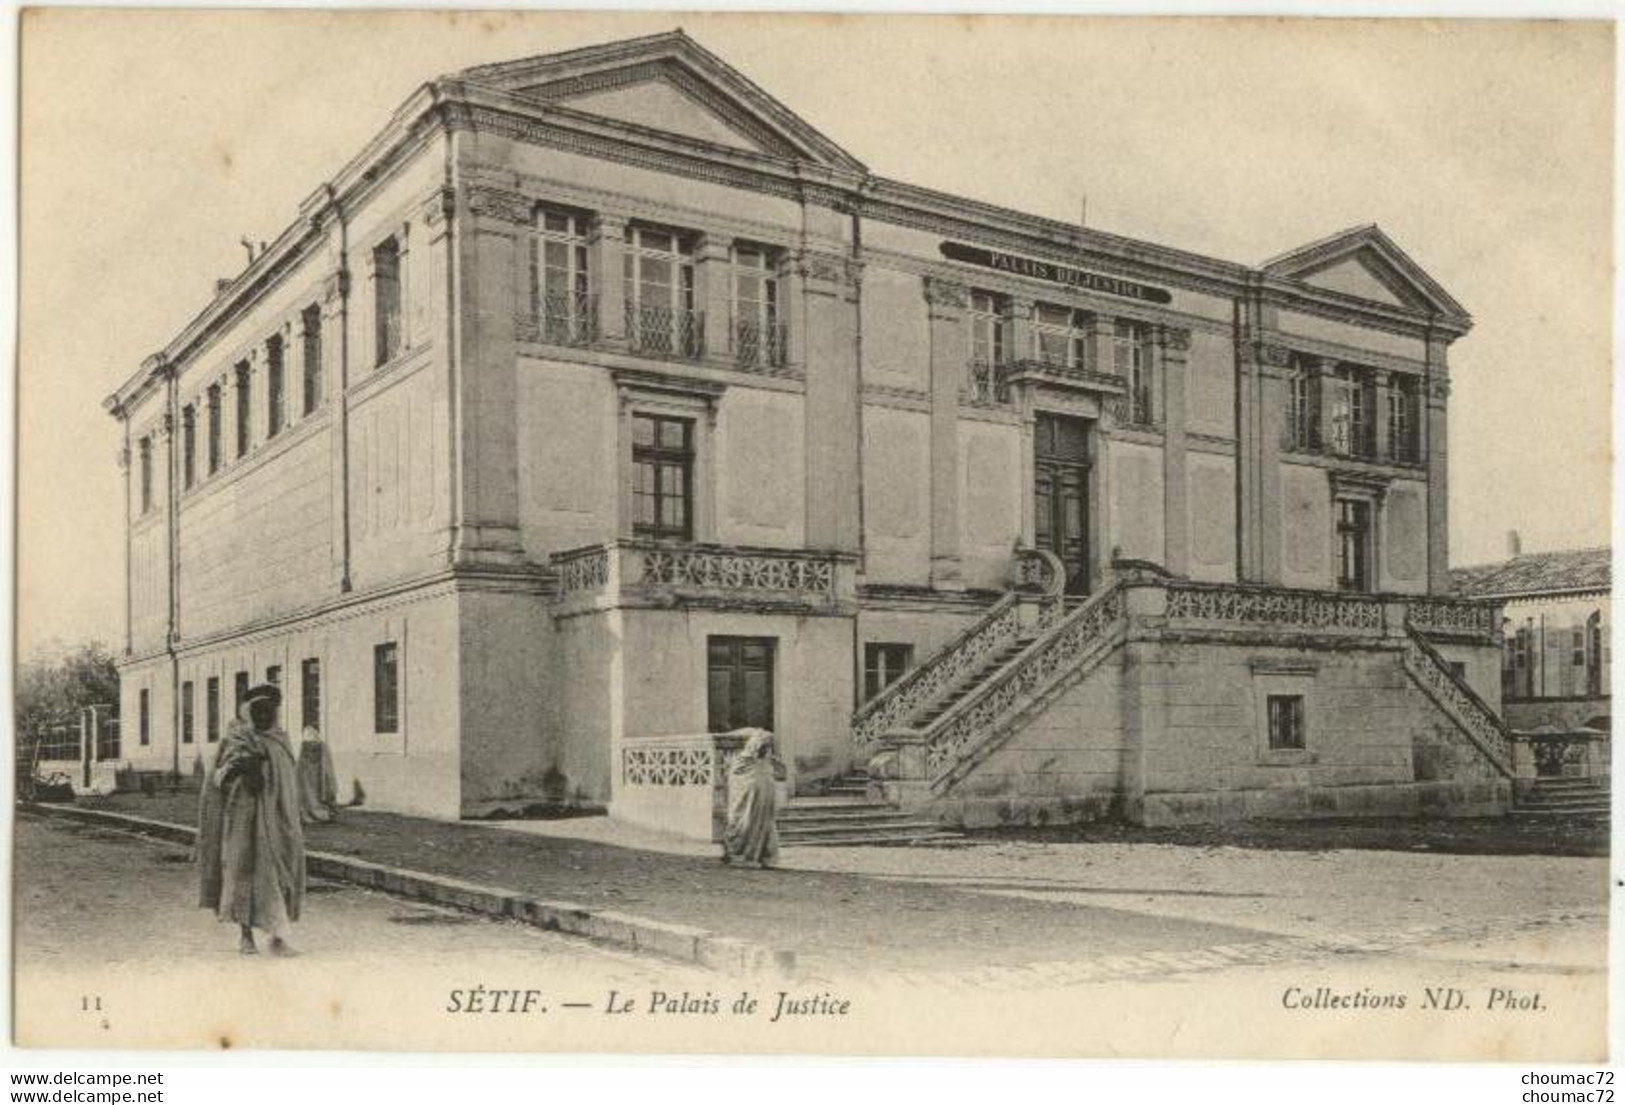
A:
106,31,1511,828
1452,540,1610,735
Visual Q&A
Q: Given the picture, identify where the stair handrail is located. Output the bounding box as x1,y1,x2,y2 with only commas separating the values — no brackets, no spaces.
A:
1400,622,1516,778
852,592,1026,752
918,583,1128,785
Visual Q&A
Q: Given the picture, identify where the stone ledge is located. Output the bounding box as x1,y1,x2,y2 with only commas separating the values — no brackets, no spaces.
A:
27,803,796,977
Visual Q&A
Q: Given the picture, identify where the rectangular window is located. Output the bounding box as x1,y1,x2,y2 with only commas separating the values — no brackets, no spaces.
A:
1266,694,1305,751
234,361,251,458
1329,366,1372,458
1386,375,1419,463
180,681,195,745
181,406,196,490
206,383,222,475
707,636,775,732
138,437,153,514
206,677,221,743
864,643,914,702
966,290,1009,402
1114,319,1154,425
301,305,323,416
1572,628,1586,667
234,671,249,716
1031,303,1087,370
631,413,694,541
1336,498,1372,592
732,245,782,368
374,238,402,366
138,688,150,747
374,643,400,734
533,209,593,346
301,658,322,733
266,334,285,438
266,664,281,687
623,225,698,357
1286,355,1319,451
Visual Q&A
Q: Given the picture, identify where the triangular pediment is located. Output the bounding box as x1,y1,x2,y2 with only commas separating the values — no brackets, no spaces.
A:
456,31,866,172
1262,224,1470,324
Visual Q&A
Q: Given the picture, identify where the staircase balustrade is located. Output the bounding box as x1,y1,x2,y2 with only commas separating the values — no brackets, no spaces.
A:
920,585,1127,784
1400,625,1515,778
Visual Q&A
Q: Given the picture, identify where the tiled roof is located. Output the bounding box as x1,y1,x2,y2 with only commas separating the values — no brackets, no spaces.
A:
1450,547,1611,599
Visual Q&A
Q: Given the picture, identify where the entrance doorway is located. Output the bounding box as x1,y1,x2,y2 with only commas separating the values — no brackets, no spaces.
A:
1034,413,1091,596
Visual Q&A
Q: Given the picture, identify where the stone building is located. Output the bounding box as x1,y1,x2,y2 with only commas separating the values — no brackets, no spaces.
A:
1452,540,1610,735
106,31,1513,828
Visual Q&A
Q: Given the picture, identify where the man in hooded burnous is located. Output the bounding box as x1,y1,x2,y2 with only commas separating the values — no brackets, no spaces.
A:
197,682,306,956
721,728,786,869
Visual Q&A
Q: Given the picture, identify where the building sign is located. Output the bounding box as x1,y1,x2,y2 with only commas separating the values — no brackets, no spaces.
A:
939,242,1173,305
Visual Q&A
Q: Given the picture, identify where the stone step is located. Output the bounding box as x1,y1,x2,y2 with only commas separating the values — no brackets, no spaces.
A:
781,829,964,848
780,813,936,832
1527,779,1610,792
1512,807,1611,818
1516,797,1612,811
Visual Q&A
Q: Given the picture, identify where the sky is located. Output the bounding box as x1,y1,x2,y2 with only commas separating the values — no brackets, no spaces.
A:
15,10,1614,660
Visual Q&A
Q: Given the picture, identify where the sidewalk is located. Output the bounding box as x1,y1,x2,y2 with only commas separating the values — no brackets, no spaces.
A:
68,791,1266,978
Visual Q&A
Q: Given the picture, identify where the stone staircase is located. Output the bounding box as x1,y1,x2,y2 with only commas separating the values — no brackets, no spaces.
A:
1513,776,1611,819
777,771,961,847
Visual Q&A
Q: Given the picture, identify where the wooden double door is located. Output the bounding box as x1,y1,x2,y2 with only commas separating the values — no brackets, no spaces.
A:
1033,414,1092,596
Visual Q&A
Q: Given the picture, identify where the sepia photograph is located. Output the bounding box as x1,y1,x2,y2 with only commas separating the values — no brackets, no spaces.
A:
10,8,1614,1066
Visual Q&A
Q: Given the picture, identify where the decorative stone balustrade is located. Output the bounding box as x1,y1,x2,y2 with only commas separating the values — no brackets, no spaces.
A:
922,586,1126,783
1401,629,1514,777
613,731,749,842
1161,581,1385,634
1405,597,1502,643
853,593,1024,753
551,540,853,612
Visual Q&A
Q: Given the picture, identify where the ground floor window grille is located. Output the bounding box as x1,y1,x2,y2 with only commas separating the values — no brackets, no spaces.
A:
1266,694,1305,751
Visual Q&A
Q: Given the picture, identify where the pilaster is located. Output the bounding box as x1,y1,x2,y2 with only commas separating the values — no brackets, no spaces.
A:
696,235,734,362
1425,341,1451,593
322,267,352,592
590,213,629,348
1160,327,1191,577
449,183,527,566
1255,341,1294,585
924,275,969,588
801,249,862,552
1086,311,1115,376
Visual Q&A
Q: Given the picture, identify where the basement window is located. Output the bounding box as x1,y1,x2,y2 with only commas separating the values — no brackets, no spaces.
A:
1266,694,1306,751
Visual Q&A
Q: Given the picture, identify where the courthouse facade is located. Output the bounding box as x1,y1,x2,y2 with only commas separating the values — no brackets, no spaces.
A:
107,32,1514,826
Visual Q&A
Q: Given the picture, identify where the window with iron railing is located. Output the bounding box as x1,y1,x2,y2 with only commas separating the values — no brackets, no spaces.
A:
1285,355,1320,452
1327,366,1374,459
1385,375,1420,464
732,245,786,369
965,289,1010,403
624,225,703,359
531,208,596,347
1114,319,1154,426
1031,303,1088,370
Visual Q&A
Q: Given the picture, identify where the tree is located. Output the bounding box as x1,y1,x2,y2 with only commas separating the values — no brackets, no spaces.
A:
15,640,119,739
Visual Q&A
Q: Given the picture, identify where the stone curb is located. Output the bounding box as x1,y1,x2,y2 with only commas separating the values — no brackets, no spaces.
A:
28,803,797,977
